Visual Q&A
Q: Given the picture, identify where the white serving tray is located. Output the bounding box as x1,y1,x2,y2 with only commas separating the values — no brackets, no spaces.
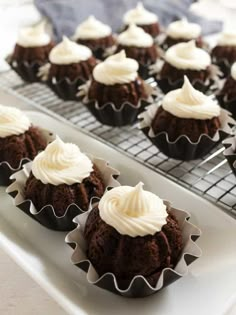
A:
1,110,236,315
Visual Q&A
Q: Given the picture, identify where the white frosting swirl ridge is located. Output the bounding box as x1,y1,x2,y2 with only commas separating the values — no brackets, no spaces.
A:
32,136,93,185
165,40,211,70
93,50,139,85
162,76,220,120
166,18,201,40
49,36,92,65
117,23,153,47
0,104,31,138
17,21,51,48
99,182,168,237
123,2,158,25
74,15,112,40
218,31,236,46
231,62,236,80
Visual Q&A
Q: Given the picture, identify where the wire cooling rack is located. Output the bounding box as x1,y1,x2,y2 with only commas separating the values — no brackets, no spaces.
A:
0,70,235,217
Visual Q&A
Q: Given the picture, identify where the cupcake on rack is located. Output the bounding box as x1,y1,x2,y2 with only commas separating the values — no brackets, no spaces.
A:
139,76,235,160
158,40,214,93
7,136,120,231
0,104,49,185
82,50,154,126
66,182,201,297
123,2,160,38
116,23,160,79
8,21,54,82
73,16,116,59
41,36,97,100
163,18,203,49
217,62,236,118
211,31,236,76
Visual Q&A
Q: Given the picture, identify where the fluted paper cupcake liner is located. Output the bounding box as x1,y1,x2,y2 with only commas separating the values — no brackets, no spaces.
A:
212,57,232,78
6,54,46,83
0,128,54,186
138,103,235,160
216,93,236,120
80,81,156,126
6,156,120,231
223,136,236,176
150,60,221,94
65,200,201,297
37,62,89,101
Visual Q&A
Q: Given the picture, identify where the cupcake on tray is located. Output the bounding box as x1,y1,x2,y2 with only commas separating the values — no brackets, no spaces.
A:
39,36,97,100
116,23,160,79
156,40,217,93
7,136,120,231
81,50,154,126
122,2,160,38
223,136,236,177
162,18,203,49
7,21,54,82
139,76,235,160
72,16,116,60
0,104,51,185
66,182,201,297
217,62,236,119
211,31,236,76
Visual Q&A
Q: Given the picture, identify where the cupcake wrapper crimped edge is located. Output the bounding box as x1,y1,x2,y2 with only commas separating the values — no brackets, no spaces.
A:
6,54,44,83
6,156,120,231
223,136,236,176
138,103,235,161
0,128,54,186
65,201,202,297
81,82,156,127
216,93,236,120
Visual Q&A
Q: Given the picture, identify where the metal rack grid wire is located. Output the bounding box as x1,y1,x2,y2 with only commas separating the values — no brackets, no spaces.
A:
0,70,235,217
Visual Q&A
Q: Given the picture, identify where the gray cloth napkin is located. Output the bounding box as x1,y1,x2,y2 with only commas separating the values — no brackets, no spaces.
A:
35,0,222,41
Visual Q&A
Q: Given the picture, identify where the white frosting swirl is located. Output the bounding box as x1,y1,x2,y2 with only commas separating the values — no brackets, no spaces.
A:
99,182,168,237
32,136,93,185
0,104,31,138
218,31,236,46
231,62,236,80
166,18,201,40
49,36,92,65
93,50,138,85
165,40,211,70
17,21,51,48
74,15,112,40
117,23,153,47
162,76,220,120
123,2,158,25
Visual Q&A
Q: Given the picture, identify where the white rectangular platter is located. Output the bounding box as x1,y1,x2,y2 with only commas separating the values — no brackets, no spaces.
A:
1,108,236,315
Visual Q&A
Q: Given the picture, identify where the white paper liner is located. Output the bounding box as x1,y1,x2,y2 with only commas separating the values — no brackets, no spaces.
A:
79,80,157,126
0,127,55,186
6,155,120,231
223,136,236,175
65,201,202,297
138,102,235,160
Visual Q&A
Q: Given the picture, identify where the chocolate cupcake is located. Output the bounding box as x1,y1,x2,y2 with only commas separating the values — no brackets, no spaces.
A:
73,16,115,60
158,40,214,93
123,2,160,38
82,50,153,126
116,24,159,79
139,76,235,160
217,62,236,118
0,105,48,185
211,31,236,76
7,21,54,82
41,36,97,100
66,183,201,297
163,18,203,49
7,136,120,231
